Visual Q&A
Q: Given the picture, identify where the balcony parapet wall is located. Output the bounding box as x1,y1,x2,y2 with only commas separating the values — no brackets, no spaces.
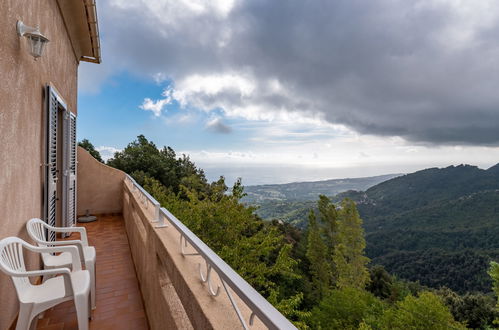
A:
77,147,125,215
122,176,295,330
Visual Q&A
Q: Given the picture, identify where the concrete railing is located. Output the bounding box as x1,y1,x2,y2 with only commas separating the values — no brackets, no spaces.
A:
123,175,297,330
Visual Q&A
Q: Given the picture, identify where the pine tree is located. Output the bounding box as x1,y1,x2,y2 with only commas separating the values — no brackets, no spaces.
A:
333,198,370,289
316,195,338,285
306,210,331,303
317,195,338,247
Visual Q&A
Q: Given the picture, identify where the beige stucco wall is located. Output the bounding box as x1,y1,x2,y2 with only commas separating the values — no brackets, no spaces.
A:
77,147,126,216
0,1,80,327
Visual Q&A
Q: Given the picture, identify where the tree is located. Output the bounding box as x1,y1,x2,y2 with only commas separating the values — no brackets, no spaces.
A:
107,135,166,181
380,291,466,329
78,139,103,162
316,195,338,284
367,265,393,299
305,210,331,303
317,195,338,250
489,261,499,324
436,287,497,329
139,173,304,324
435,287,464,322
459,293,497,329
333,199,370,289
309,287,385,329
107,135,208,195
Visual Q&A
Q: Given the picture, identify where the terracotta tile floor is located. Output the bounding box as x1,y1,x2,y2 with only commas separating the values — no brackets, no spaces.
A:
37,215,149,330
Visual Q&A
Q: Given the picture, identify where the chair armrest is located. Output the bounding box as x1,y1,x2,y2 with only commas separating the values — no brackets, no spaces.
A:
47,240,86,263
49,226,89,246
13,267,71,278
12,268,75,296
25,245,82,271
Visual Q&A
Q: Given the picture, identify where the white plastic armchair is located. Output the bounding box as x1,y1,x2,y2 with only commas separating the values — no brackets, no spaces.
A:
0,237,90,330
26,218,96,310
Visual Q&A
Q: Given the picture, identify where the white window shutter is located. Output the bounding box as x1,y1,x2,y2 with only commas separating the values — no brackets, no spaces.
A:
45,86,59,242
62,111,77,229
70,112,77,227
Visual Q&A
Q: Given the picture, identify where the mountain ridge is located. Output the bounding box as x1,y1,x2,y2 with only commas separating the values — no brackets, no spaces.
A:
242,173,402,204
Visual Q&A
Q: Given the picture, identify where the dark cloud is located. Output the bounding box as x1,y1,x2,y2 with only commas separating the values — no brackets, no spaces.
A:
205,118,232,134
84,0,499,145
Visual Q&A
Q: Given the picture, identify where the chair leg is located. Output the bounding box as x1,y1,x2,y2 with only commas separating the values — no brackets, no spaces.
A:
38,268,55,320
88,291,92,320
28,317,37,330
74,292,90,330
87,261,96,310
16,303,34,330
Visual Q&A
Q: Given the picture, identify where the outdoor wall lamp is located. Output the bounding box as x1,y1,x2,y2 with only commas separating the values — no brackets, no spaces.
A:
17,20,49,60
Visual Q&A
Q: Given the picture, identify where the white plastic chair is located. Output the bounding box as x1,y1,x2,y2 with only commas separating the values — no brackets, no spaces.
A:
26,218,96,310
0,237,90,330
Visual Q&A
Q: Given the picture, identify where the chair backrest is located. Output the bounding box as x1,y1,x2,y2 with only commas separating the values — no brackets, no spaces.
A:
26,218,49,247
26,218,54,266
0,237,32,295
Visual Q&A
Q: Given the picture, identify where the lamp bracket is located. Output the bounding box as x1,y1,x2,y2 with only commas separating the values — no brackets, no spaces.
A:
17,21,39,37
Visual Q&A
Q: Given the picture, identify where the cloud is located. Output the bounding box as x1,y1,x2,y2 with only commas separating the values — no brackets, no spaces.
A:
205,117,232,134
96,146,122,161
83,0,499,145
140,98,169,116
182,135,499,172
140,88,172,116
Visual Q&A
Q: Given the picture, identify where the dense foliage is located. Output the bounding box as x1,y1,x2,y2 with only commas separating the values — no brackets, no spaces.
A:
436,287,497,328
358,166,499,294
379,292,466,330
490,262,499,325
104,136,499,329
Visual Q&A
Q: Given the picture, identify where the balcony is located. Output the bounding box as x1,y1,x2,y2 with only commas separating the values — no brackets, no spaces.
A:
37,215,148,329
36,147,295,329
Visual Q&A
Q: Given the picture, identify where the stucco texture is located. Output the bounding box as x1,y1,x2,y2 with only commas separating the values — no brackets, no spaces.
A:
0,0,79,327
77,147,126,216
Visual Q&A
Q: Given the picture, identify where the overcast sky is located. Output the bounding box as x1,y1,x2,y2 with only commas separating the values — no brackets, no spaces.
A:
78,0,499,185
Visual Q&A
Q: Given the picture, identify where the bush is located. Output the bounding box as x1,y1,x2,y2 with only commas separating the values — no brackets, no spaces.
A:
380,291,466,329
309,287,385,329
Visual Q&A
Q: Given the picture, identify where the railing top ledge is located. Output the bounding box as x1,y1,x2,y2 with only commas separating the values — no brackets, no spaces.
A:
125,175,159,207
124,175,297,330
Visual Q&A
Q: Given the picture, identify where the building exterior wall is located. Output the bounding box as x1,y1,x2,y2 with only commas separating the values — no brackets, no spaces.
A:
0,0,79,327
77,147,126,216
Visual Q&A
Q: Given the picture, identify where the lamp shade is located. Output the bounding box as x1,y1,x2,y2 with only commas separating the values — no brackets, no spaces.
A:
25,32,49,59
17,21,50,59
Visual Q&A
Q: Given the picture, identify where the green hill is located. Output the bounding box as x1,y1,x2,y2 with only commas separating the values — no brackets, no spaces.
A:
349,164,499,293
243,174,401,227
250,164,499,293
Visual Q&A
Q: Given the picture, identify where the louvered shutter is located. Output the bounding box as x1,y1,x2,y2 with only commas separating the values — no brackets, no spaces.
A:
45,86,59,242
62,111,77,229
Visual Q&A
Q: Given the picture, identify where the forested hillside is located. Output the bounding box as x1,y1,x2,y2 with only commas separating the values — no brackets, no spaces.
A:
244,174,400,228
242,174,400,203
354,165,499,294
